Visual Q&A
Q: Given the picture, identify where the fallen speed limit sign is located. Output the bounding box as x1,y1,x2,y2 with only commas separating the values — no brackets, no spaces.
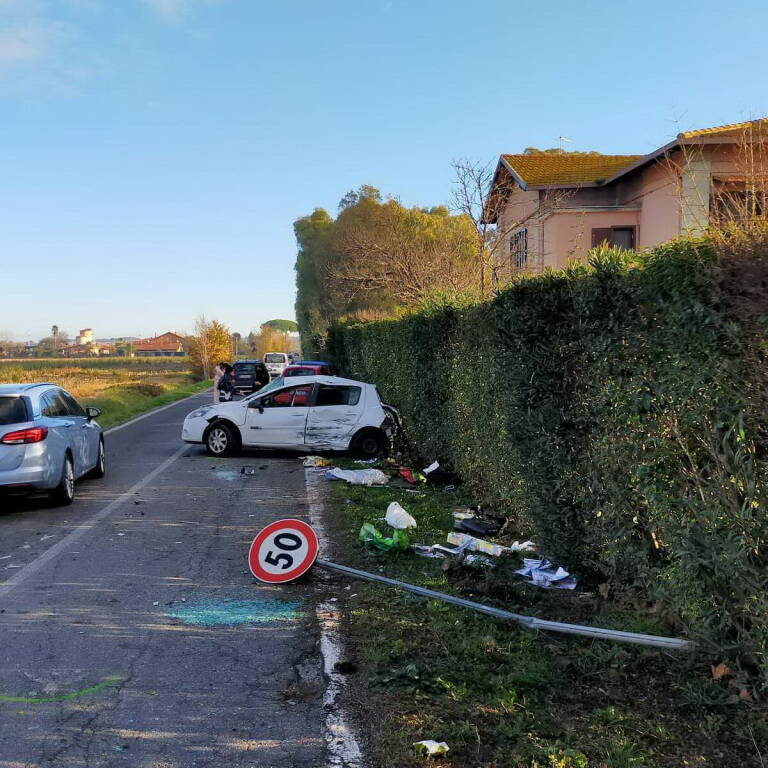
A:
248,519,319,583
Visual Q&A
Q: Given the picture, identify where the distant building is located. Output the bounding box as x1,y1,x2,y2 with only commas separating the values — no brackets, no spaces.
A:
75,328,94,346
133,331,186,357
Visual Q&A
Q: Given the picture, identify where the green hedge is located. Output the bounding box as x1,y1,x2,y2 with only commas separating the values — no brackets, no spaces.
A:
328,239,768,671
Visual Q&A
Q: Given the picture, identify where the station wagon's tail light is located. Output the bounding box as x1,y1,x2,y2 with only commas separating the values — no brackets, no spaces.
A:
1,427,48,445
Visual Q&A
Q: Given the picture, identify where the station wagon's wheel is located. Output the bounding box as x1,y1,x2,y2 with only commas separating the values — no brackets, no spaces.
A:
90,438,106,478
350,429,386,458
205,422,238,457
50,455,75,506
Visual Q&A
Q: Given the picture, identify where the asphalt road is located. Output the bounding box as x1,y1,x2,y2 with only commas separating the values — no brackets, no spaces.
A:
0,391,327,768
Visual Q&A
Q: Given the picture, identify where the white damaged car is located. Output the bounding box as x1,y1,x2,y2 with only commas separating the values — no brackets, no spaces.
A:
182,375,399,458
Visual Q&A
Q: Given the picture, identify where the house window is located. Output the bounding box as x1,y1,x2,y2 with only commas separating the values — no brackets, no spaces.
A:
711,178,766,225
510,228,528,270
591,227,636,251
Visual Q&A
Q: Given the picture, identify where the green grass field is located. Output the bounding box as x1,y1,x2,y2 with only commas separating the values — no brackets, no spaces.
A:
0,357,210,429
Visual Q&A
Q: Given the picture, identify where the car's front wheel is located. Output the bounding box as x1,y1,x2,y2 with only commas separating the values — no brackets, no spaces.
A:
90,438,106,478
50,455,75,506
205,422,239,457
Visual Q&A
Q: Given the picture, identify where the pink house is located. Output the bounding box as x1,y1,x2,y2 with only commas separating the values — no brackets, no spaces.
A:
486,118,768,274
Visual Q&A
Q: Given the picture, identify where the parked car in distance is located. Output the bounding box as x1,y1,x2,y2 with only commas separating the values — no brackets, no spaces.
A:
0,383,105,505
282,361,336,377
232,359,270,395
182,375,398,458
263,352,290,378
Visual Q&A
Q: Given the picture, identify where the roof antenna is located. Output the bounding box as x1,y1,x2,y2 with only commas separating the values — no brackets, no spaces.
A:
559,136,573,152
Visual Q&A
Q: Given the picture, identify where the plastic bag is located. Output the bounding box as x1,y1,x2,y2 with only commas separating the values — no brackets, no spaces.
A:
385,501,417,530
324,468,389,486
359,523,410,551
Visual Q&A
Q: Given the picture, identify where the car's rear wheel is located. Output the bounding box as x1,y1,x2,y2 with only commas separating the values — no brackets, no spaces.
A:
90,438,106,478
205,422,238,457
50,455,75,506
350,429,386,458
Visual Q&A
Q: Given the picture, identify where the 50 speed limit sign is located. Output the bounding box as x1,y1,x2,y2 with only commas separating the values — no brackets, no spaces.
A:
248,519,320,583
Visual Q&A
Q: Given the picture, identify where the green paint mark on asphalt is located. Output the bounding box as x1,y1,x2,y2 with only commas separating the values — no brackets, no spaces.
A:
0,677,123,704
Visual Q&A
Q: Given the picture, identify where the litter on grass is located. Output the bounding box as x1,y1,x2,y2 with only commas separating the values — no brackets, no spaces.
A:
303,456,331,468
384,501,417,530
446,532,507,557
422,461,439,475
359,523,410,551
324,468,389,486
414,740,449,757
515,558,576,589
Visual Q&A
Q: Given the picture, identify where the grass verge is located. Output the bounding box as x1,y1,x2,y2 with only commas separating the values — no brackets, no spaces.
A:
92,379,211,429
323,474,767,768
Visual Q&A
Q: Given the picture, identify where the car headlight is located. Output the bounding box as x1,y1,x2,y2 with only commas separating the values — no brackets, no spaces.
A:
188,407,212,419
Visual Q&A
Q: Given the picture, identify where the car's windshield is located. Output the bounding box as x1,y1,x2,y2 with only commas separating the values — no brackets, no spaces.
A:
264,353,285,363
235,364,255,373
244,377,284,401
0,396,27,425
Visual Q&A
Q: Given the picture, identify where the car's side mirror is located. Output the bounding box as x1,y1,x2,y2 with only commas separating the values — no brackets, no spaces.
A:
86,406,101,421
250,400,265,413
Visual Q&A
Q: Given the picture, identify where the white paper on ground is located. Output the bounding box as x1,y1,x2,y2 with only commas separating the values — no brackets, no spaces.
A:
422,461,440,475
414,740,449,756
514,558,577,589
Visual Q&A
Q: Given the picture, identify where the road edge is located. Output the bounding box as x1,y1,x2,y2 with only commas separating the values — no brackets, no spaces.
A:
304,467,365,768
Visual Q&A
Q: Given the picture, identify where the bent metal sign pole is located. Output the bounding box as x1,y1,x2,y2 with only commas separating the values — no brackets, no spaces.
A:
248,520,692,652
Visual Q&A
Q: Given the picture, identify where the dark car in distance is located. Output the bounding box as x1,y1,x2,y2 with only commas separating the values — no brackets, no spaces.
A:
232,360,270,395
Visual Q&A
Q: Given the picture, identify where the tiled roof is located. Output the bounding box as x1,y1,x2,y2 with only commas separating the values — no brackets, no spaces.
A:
679,117,768,139
502,154,643,187
133,332,184,350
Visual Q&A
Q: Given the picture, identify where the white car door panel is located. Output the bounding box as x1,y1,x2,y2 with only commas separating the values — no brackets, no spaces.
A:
242,384,313,448
305,384,363,450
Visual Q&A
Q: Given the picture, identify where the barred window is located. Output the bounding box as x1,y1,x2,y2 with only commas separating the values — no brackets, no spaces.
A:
510,228,528,271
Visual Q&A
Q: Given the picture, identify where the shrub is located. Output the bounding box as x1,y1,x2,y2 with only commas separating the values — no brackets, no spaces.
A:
327,236,768,672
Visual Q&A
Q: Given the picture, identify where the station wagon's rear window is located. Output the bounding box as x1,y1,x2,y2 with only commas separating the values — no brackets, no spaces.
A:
0,396,28,425
235,364,256,373
264,354,285,363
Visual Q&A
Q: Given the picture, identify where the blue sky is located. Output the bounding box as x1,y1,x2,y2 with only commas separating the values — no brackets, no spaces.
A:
1,0,767,341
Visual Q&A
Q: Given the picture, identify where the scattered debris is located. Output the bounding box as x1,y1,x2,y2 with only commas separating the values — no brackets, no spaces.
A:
412,544,447,559
453,517,500,536
446,532,507,557
422,461,439,475
325,468,389,486
384,502,417,530
452,508,477,521
359,523,410,551
515,558,576,590
303,456,332,468
241,467,257,475
414,740,449,757
462,553,496,569
354,458,378,465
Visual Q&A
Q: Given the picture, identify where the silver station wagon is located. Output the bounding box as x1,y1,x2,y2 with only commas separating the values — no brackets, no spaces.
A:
0,383,105,506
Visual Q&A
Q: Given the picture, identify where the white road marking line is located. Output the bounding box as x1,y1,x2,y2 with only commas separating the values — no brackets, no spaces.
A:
104,389,212,436
304,468,364,768
0,444,189,599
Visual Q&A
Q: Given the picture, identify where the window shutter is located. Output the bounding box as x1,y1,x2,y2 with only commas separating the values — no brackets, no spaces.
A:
591,228,612,248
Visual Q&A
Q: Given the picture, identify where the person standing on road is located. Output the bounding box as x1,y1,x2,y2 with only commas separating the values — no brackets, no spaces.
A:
213,363,224,403
218,362,234,402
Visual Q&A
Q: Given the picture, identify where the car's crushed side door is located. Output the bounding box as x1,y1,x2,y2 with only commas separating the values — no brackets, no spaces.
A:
304,384,364,449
